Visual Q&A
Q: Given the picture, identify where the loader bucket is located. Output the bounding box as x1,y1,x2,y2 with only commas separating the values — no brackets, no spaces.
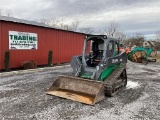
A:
46,75,105,105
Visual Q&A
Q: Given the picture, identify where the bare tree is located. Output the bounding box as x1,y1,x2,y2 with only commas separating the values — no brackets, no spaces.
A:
135,33,145,46
0,9,4,16
38,18,51,25
39,18,80,31
114,31,126,40
154,31,160,50
96,29,105,35
49,19,62,28
70,20,79,31
79,27,94,34
50,20,62,28
57,20,80,31
124,33,145,47
103,21,120,37
0,9,13,17
5,9,13,17
0,9,14,17
62,24,71,30
156,31,160,41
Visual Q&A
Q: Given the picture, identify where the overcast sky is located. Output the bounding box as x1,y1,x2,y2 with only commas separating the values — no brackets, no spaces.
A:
0,0,160,39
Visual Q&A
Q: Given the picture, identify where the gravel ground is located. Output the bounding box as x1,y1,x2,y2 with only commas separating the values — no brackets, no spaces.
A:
0,61,160,120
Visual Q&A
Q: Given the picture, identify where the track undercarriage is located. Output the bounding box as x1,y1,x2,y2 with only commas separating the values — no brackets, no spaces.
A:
104,65,127,96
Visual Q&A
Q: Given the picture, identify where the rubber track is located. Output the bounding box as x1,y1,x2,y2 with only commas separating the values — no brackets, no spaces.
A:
104,64,126,96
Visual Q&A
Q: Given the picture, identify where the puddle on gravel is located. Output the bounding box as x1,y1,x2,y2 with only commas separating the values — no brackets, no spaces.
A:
127,81,139,89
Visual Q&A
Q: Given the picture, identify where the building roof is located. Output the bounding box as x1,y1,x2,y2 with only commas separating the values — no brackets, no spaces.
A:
147,41,155,48
0,16,85,35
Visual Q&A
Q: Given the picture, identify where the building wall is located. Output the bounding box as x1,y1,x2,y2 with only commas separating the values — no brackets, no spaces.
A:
0,21,2,70
0,21,85,70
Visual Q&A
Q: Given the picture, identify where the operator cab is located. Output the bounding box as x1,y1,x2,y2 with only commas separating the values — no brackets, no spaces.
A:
84,36,120,67
85,37,104,67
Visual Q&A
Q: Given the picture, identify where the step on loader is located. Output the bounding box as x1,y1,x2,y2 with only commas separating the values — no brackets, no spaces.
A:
47,35,127,105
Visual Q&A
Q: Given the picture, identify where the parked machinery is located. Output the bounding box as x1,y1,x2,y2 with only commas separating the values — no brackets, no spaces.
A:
47,35,127,105
128,47,156,64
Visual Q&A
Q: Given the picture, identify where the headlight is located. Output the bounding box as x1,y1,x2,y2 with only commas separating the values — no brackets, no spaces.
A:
103,35,107,39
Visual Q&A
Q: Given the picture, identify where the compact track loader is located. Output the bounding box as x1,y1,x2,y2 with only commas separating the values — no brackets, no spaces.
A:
47,35,127,105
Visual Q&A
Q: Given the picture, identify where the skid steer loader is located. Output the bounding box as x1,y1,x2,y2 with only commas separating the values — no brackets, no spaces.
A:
47,35,127,105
